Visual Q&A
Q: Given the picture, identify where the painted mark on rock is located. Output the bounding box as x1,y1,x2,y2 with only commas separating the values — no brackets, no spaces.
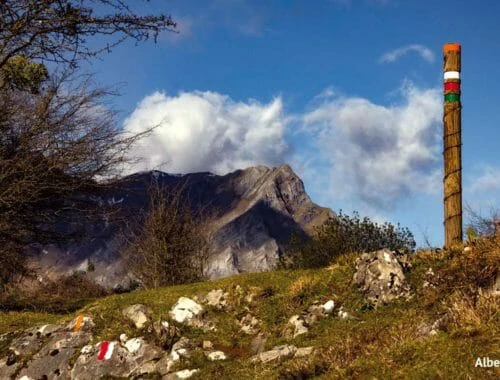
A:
97,341,115,361
74,314,84,332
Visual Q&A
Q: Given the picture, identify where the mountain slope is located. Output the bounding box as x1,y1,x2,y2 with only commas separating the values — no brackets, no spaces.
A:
29,165,334,288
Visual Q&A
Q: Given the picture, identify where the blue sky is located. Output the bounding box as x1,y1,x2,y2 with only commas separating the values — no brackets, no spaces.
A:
86,0,500,246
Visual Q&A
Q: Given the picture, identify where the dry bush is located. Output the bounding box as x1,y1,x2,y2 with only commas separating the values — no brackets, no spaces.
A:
122,181,213,289
438,237,499,295
1,1,178,293
447,289,499,329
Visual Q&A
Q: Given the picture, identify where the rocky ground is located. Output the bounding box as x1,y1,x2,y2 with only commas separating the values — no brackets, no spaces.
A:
1,244,499,379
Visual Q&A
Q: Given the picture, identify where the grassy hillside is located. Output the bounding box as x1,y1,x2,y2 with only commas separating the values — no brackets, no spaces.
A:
1,239,499,379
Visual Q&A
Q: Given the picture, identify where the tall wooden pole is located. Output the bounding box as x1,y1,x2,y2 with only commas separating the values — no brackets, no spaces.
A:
443,43,462,248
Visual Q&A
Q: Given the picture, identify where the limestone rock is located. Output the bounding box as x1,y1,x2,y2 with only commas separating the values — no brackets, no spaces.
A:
206,350,227,361
169,297,204,324
170,337,193,362
18,329,92,380
252,345,297,363
122,304,153,329
204,289,229,309
165,368,199,379
238,313,260,335
295,346,315,357
202,340,213,350
322,300,335,314
353,248,411,306
288,315,308,338
337,307,352,320
71,338,163,379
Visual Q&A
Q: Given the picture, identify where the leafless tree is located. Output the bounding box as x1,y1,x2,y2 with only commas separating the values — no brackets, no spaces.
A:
0,0,178,289
0,0,177,70
122,181,213,289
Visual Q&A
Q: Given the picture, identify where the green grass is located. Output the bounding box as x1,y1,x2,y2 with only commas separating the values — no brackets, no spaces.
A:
1,242,499,379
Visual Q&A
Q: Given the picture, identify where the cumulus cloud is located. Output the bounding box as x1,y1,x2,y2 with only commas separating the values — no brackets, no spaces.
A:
379,44,435,63
300,82,442,210
123,91,289,175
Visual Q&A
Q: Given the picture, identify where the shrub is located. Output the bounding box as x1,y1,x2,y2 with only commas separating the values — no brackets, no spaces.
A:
122,181,212,289
285,211,415,269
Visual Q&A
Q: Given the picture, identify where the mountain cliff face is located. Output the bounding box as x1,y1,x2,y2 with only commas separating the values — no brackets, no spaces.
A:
29,165,334,289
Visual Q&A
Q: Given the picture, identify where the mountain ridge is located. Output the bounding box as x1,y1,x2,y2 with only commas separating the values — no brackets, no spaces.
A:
29,164,334,289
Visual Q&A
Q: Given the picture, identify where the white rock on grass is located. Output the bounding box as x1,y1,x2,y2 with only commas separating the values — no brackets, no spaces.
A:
125,338,144,354
206,351,227,361
122,304,153,329
169,297,203,324
322,300,335,314
205,289,228,309
338,307,352,320
295,346,314,357
252,345,297,363
174,369,199,379
288,315,308,338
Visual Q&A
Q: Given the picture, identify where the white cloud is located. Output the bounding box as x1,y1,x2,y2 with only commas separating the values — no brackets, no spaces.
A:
123,91,289,175
469,165,500,193
300,82,442,210
379,44,435,63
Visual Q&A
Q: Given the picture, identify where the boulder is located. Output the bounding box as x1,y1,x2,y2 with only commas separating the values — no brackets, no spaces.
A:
353,248,411,306
122,304,153,329
169,297,204,324
18,329,93,380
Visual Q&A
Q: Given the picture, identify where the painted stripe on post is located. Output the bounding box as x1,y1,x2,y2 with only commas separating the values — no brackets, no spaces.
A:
444,82,460,92
444,93,460,102
444,71,460,80
443,43,461,53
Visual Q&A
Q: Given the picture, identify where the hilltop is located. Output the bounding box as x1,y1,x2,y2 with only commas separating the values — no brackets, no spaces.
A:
1,239,498,379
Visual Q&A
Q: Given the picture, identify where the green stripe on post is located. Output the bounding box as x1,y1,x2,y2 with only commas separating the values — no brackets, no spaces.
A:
444,93,460,102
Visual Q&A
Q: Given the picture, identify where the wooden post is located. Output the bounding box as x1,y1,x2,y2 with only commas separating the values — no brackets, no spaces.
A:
443,43,462,248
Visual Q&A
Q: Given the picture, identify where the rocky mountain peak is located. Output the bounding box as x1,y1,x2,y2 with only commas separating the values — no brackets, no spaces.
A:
30,165,334,288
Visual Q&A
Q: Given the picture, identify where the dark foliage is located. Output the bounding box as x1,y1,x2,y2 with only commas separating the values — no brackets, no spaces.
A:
285,211,416,269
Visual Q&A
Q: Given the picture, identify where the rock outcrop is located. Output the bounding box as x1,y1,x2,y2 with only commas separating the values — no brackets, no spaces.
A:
0,288,324,379
28,165,334,289
353,248,411,306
